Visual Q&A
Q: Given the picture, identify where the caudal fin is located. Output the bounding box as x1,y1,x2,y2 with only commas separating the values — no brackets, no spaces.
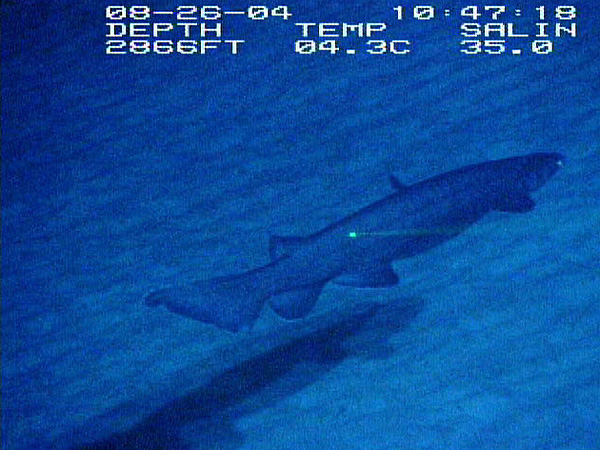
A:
145,276,268,332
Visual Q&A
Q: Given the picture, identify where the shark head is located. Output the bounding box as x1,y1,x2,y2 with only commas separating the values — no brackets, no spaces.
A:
483,152,564,195
455,152,565,214
518,152,565,192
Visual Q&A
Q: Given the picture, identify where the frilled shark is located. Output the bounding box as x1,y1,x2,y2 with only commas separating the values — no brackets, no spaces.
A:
146,152,564,331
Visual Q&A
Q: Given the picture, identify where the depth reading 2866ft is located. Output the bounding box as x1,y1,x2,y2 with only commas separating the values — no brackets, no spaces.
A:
105,5,577,56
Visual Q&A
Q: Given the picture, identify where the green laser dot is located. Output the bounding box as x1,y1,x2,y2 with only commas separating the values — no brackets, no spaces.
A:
348,231,357,238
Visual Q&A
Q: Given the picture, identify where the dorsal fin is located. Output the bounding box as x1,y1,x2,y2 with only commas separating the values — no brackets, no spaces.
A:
389,175,409,191
269,235,307,260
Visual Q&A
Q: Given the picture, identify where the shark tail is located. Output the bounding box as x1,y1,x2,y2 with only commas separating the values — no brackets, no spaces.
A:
145,274,269,332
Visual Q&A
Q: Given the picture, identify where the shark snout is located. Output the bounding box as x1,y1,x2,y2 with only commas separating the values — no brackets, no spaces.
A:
525,152,565,191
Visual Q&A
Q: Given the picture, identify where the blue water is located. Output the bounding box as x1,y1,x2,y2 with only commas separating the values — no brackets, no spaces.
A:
2,1,599,449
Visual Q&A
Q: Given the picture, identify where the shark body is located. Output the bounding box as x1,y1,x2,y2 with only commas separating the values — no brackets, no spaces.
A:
146,153,563,331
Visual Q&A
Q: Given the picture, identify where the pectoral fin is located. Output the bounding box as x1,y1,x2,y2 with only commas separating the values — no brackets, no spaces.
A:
334,262,399,288
494,194,535,213
145,276,268,332
268,283,326,319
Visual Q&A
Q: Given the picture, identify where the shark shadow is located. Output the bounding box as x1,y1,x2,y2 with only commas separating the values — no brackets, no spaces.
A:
67,298,423,450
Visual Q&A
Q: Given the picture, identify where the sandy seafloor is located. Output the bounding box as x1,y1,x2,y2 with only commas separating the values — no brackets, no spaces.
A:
2,0,599,449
